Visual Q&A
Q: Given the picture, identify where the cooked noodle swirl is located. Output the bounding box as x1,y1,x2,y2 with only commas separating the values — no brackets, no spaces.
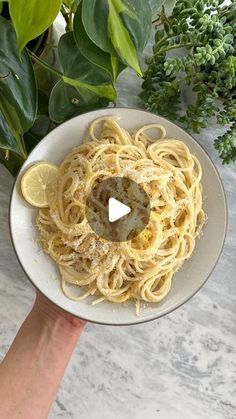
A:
37,117,205,314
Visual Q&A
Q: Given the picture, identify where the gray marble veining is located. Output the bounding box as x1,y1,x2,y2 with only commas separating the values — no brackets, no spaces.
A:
0,69,236,419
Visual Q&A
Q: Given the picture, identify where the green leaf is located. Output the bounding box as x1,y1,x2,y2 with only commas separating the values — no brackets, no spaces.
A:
118,0,152,51
107,0,151,76
49,81,84,123
81,0,151,76
0,112,21,154
73,4,114,78
49,80,109,123
23,131,40,154
0,2,3,14
64,0,81,6
63,0,82,13
63,75,116,100
59,32,112,84
82,0,114,54
0,16,37,157
58,32,116,101
111,55,126,79
37,90,49,117
63,0,73,7
9,0,62,53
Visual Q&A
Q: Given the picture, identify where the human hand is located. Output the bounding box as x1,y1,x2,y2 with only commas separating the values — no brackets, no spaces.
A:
34,291,87,340
0,291,86,419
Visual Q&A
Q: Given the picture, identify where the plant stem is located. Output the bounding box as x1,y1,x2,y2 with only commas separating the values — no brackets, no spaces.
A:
152,13,161,25
154,41,205,57
61,4,73,32
61,4,69,30
154,35,169,49
68,9,73,31
4,149,9,160
28,50,63,78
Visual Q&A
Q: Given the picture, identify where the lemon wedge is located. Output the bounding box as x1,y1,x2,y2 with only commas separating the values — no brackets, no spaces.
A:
21,162,58,208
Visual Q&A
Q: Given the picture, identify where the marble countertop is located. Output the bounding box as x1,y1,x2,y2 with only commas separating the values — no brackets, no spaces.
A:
1,68,236,419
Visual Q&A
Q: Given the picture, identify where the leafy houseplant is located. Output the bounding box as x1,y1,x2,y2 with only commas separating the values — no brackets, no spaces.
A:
0,0,152,176
141,0,236,164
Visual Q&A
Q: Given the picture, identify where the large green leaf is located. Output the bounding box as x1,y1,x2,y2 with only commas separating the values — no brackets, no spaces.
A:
0,16,37,157
37,90,49,117
58,32,116,101
49,80,109,123
0,2,3,14
73,5,114,78
107,0,142,75
63,75,116,100
9,0,62,53
108,0,151,76
111,56,126,80
82,0,151,76
82,0,114,54
63,0,81,12
23,131,40,155
49,81,85,123
118,0,152,51
59,32,112,84
0,112,21,154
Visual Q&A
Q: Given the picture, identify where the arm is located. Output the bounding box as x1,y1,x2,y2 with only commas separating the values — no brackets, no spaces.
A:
0,292,86,419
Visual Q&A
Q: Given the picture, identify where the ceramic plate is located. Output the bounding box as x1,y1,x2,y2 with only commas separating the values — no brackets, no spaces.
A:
9,108,227,325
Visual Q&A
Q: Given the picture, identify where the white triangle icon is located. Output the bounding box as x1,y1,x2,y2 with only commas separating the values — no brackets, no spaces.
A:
108,198,131,223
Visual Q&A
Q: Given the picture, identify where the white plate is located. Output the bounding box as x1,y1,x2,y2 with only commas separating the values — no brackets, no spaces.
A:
9,108,227,325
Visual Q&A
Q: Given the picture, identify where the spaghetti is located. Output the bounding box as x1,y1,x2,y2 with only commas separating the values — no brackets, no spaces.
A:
36,117,205,314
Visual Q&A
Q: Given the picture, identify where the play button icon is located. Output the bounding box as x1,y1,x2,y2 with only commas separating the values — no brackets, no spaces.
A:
108,198,131,223
86,177,150,242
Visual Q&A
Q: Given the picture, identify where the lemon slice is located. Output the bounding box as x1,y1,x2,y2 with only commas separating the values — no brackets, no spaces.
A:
21,162,58,208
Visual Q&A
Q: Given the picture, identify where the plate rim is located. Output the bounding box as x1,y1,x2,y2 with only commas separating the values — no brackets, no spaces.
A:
8,107,228,326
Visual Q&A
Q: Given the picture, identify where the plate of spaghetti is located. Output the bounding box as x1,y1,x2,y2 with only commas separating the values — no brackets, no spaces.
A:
9,108,227,325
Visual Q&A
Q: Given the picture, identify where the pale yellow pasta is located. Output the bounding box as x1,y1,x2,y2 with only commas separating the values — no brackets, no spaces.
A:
36,117,205,315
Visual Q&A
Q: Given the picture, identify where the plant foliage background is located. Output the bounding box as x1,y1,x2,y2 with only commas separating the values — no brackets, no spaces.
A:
0,0,235,176
0,0,152,175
